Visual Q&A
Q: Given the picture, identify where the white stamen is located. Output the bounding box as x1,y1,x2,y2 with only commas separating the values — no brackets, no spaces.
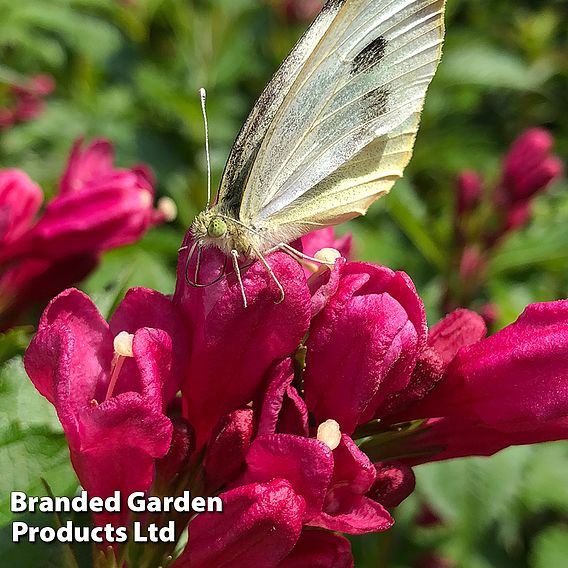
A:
317,419,342,450
157,196,177,221
113,331,134,357
314,248,341,268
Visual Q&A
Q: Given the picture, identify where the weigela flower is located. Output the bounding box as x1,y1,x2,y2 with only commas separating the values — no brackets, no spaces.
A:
24,287,187,526
0,139,169,327
171,479,305,568
304,259,427,434
23,224,568,566
0,74,55,130
173,243,312,449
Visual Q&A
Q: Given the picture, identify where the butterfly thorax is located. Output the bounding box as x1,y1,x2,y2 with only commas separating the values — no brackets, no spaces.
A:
191,206,258,257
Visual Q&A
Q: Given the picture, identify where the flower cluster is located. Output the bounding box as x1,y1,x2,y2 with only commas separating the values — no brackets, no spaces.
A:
24,224,568,567
0,138,173,328
0,74,55,130
444,128,564,314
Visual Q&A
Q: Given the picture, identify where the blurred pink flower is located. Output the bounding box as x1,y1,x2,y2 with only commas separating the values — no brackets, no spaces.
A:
0,74,55,129
0,139,168,326
0,169,43,245
456,170,482,215
275,0,323,23
501,128,563,202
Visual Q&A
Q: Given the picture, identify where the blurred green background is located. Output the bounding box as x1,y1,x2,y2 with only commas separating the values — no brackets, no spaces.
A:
1,0,567,566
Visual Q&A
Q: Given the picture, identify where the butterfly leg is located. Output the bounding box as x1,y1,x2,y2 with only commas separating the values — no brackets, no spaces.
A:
231,249,248,309
265,242,336,267
252,246,285,304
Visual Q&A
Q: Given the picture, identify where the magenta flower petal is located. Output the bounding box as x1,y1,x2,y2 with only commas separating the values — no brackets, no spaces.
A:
205,409,254,490
309,435,393,534
173,480,305,568
296,227,352,278
23,181,156,259
258,359,308,437
25,288,113,412
239,434,334,521
300,227,352,259
427,309,487,365
305,262,426,434
380,309,486,417
308,257,345,317
174,248,311,447
0,169,42,246
279,385,309,437
110,287,188,405
278,530,354,568
72,392,172,525
312,496,393,534
407,300,568,428
59,138,115,194
406,417,568,465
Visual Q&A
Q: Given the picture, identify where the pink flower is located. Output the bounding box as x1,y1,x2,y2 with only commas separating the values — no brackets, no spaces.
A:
365,302,568,465
408,301,568,429
0,169,42,245
174,241,311,448
304,260,427,434
237,433,393,534
456,170,482,215
501,128,564,202
0,74,55,129
0,139,168,326
172,480,305,568
24,288,187,526
5,141,159,262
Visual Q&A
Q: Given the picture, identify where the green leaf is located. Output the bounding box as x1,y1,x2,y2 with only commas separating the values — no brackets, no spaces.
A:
530,526,568,568
384,181,446,271
438,42,552,92
0,357,77,526
521,443,568,515
0,329,32,366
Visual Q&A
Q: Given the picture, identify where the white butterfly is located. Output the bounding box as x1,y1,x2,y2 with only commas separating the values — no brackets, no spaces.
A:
188,0,446,306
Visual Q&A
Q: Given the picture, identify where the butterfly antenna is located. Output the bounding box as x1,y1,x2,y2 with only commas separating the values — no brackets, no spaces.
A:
199,87,212,210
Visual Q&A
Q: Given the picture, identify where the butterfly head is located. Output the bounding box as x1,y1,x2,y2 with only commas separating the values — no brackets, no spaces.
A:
190,208,252,256
191,209,225,242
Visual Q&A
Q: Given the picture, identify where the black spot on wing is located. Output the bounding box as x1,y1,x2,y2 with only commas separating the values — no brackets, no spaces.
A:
322,0,347,13
363,87,389,121
351,36,388,75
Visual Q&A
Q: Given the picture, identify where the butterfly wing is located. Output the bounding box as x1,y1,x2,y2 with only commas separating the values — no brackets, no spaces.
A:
216,0,347,217
219,0,445,245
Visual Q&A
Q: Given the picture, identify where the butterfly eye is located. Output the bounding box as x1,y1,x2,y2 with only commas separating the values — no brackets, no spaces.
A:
207,217,227,238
